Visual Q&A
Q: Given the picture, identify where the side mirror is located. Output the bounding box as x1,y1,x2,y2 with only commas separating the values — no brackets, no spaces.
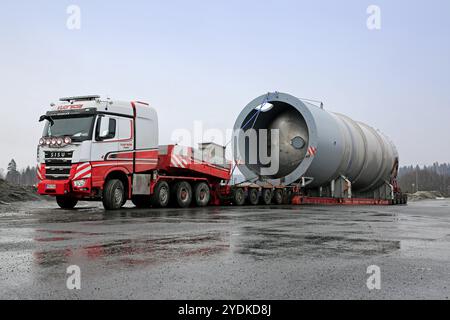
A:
39,115,54,126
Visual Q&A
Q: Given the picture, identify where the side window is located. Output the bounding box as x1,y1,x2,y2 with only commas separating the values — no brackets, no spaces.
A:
97,116,117,140
118,118,132,140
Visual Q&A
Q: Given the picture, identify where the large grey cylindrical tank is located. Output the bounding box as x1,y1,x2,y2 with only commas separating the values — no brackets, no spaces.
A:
233,92,399,192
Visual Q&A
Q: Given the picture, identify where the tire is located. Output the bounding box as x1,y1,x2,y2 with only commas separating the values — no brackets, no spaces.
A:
132,196,152,208
56,196,78,209
102,179,125,210
173,181,192,208
233,188,245,206
247,188,259,205
151,181,170,208
194,182,210,207
121,194,128,207
274,189,283,205
261,189,272,205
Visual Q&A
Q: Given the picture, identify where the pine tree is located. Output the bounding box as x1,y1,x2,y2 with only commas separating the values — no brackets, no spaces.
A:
6,159,20,185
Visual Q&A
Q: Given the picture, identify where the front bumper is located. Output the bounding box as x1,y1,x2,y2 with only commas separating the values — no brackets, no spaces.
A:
37,178,92,197
37,161,93,197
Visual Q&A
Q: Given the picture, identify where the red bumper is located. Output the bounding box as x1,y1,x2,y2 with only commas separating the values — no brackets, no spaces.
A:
37,179,92,197
38,180,70,195
37,162,93,197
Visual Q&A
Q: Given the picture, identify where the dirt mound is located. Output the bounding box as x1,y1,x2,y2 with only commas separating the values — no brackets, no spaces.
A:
408,191,445,202
0,179,43,204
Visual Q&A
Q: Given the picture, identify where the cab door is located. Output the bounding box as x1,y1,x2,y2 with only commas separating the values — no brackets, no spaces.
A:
115,117,135,173
117,117,134,152
90,115,119,188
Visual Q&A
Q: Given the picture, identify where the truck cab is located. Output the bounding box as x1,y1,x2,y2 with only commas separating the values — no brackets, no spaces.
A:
37,95,159,209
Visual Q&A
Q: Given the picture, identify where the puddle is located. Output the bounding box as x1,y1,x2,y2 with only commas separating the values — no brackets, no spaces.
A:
33,232,230,268
234,226,402,259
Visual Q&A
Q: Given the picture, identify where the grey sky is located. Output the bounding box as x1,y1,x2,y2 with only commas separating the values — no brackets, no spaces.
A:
1,0,449,171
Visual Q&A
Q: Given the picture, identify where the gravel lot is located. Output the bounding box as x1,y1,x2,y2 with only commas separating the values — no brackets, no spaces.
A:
0,199,449,299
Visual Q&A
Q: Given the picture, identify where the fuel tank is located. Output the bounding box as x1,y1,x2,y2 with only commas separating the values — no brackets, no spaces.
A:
233,92,399,192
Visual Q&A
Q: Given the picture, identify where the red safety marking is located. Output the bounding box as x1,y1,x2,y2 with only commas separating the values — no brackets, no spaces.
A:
307,146,317,157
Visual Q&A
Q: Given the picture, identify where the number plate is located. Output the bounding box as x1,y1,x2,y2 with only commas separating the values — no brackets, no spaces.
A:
46,184,56,190
44,151,73,159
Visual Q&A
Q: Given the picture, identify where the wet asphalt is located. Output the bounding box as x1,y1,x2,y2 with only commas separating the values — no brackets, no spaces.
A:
0,199,449,300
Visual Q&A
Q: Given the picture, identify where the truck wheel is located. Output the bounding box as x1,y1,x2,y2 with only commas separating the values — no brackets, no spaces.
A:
233,188,245,206
56,196,78,209
102,179,125,210
173,181,192,208
152,181,170,208
261,189,272,205
194,182,210,207
247,188,259,205
132,196,152,208
274,189,283,205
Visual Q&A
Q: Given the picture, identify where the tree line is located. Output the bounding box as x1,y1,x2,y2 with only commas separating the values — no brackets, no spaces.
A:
1,158,450,196
0,159,38,186
398,163,450,196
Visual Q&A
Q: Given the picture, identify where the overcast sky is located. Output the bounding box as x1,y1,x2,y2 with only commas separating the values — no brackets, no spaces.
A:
0,0,449,171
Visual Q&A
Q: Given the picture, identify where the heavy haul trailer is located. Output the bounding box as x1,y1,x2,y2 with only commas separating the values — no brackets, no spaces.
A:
36,94,406,210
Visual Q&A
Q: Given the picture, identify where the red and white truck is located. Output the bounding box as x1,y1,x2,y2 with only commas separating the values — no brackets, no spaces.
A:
37,95,406,210
36,95,241,210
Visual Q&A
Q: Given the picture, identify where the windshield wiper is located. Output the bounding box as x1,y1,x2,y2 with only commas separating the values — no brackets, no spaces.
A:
39,115,54,126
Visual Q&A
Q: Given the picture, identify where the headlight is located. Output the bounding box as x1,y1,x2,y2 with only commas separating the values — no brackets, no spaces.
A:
73,180,86,187
64,137,72,145
56,137,63,146
39,138,45,146
45,138,51,145
51,138,57,145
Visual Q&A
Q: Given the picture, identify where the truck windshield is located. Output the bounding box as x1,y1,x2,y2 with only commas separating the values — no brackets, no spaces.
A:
43,115,95,142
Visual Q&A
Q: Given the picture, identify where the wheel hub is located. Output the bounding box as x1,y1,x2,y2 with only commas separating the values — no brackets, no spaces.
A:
160,188,168,202
180,189,188,201
114,188,123,205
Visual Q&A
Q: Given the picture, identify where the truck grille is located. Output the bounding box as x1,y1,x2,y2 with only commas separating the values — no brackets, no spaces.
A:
44,151,73,180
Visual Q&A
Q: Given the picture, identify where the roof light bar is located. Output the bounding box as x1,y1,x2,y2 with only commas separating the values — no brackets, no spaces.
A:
59,95,100,102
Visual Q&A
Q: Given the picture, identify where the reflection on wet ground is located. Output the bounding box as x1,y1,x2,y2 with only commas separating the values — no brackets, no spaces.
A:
0,201,449,269
0,199,449,299
33,232,229,268
236,226,402,259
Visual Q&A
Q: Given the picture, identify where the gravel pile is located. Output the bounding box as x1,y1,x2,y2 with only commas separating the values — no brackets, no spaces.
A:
407,191,445,201
0,179,42,204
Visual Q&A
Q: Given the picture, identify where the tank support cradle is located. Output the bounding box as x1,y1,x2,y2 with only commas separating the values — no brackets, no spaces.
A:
331,176,352,199
330,176,395,201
